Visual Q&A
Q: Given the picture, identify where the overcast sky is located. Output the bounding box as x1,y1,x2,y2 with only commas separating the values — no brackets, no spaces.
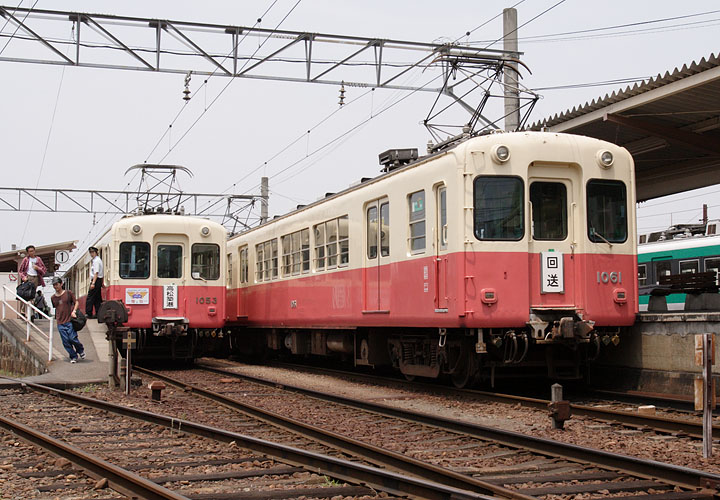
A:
1,0,718,255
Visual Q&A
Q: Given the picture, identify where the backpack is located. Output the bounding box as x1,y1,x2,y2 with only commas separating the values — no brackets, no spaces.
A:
16,281,36,301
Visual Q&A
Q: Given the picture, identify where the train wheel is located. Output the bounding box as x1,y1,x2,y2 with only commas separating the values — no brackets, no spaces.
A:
403,373,416,382
451,349,478,389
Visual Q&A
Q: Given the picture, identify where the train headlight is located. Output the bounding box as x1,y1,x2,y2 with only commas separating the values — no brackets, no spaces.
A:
200,226,210,237
597,150,614,168
491,144,510,164
132,224,142,234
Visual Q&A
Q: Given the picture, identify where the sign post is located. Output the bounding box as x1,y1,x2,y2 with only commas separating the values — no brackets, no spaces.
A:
54,250,70,266
122,331,136,395
695,333,716,458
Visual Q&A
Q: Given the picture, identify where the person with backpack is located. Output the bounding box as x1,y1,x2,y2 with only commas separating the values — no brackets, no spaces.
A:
17,245,46,316
32,290,49,321
50,277,86,364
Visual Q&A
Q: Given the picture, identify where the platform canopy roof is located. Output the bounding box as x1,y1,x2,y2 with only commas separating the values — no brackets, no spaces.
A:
0,241,77,274
529,52,720,202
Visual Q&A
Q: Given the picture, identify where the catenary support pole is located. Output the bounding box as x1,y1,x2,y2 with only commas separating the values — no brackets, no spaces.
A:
503,8,520,132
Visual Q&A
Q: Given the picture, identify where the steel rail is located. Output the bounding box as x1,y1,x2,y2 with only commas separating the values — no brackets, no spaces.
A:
134,366,536,500
3,378,494,500
0,413,189,500
271,361,720,439
196,363,720,492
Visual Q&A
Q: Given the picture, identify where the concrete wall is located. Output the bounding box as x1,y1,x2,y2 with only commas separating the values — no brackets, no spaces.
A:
0,321,47,377
591,312,720,396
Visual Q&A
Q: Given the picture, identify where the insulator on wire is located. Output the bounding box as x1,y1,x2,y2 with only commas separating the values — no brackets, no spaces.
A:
338,82,346,107
183,71,192,101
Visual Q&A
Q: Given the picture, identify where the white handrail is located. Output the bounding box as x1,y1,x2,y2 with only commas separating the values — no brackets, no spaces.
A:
1,284,54,362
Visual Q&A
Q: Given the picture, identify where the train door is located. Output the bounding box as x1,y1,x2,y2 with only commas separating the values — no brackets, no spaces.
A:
435,184,449,311
364,198,391,312
153,234,188,318
237,246,248,318
529,177,576,307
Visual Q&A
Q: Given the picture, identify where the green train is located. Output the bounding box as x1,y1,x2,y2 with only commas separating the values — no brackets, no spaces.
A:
638,222,720,311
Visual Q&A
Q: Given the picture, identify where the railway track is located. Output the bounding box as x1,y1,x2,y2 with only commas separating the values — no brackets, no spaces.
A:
0,379,492,500
132,363,720,499
266,361,720,439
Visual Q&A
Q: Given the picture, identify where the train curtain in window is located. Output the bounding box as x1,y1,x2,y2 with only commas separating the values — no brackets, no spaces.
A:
473,176,524,241
587,180,627,243
158,244,183,279
119,242,150,279
192,243,220,280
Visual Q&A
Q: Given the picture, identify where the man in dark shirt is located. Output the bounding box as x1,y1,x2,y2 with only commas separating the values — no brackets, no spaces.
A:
51,277,85,363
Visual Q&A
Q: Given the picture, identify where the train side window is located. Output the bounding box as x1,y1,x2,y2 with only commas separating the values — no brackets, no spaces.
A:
157,245,183,279
367,206,378,259
327,219,338,268
338,216,349,266
408,190,426,253
679,259,699,274
530,182,567,240
638,264,647,286
227,253,233,287
262,239,278,280
474,176,524,241
239,247,248,284
281,235,292,276
282,229,310,276
705,258,720,284
302,228,311,272
119,242,150,279
437,186,447,250
654,261,672,284
380,202,390,256
314,223,326,270
191,243,220,280
587,179,627,243
255,243,265,282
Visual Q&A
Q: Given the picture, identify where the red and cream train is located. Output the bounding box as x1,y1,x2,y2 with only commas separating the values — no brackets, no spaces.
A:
66,131,637,384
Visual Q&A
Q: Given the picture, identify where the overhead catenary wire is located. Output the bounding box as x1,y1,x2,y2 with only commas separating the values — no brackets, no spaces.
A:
0,0,38,55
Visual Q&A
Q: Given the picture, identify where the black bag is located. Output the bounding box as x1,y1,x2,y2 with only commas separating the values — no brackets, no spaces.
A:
71,310,87,332
16,281,36,301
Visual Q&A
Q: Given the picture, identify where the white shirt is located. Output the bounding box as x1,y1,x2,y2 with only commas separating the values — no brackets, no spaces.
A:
27,257,38,276
90,255,104,279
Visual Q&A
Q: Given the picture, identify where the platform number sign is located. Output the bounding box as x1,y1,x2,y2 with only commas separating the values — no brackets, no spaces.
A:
54,250,70,265
541,251,564,294
163,284,178,309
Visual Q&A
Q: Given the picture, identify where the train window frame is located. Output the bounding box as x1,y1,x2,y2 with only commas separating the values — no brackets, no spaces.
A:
227,252,233,287
586,179,628,244
380,202,390,257
437,185,448,250
679,259,699,275
530,181,568,241
256,239,278,281
654,260,672,284
408,190,426,254
282,228,310,276
314,216,349,271
119,241,150,279
239,246,249,284
314,223,326,270
637,264,647,287
704,257,720,284
473,175,524,241
157,244,183,279
191,243,220,281
366,205,378,260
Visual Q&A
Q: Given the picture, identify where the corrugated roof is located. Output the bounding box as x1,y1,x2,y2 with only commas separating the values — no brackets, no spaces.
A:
530,52,720,130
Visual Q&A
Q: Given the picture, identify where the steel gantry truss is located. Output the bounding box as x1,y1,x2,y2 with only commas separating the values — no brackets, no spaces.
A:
0,165,268,235
0,5,538,136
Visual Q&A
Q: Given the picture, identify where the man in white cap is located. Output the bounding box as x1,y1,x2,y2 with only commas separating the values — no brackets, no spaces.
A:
86,246,104,319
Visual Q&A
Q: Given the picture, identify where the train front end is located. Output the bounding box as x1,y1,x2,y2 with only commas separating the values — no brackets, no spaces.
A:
467,132,637,378
106,214,226,359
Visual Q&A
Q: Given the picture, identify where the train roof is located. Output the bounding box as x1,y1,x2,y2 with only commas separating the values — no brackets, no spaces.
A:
229,130,629,242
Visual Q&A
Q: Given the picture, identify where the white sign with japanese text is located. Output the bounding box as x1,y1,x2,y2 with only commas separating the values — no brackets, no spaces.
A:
541,252,564,293
163,284,178,309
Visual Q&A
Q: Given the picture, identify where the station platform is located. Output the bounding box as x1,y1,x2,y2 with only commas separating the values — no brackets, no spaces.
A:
0,317,110,388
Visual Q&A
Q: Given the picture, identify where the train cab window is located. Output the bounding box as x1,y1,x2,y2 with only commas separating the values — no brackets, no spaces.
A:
192,243,220,280
255,239,278,282
157,245,183,279
119,242,150,279
587,180,627,243
408,190,426,253
654,261,672,284
638,264,647,286
474,176,524,240
679,259,699,274
239,247,249,284
705,258,720,284
530,182,567,240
